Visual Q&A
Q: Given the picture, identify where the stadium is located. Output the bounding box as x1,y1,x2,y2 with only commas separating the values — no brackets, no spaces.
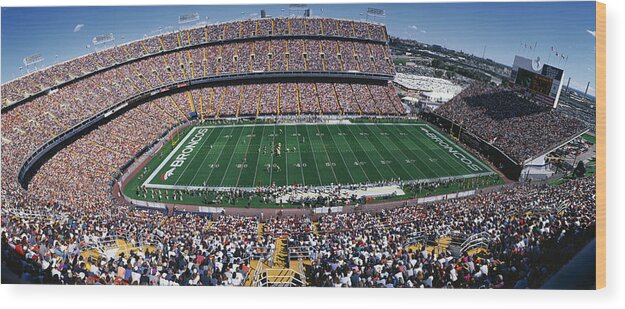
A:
1,9,596,288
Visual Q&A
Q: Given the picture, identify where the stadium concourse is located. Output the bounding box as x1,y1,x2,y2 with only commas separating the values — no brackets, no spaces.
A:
1,16,596,288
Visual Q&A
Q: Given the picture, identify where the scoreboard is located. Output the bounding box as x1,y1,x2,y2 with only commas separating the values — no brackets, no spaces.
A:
511,56,564,108
515,68,553,96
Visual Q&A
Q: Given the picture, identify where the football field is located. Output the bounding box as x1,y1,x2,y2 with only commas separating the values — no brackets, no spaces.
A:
142,122,494,190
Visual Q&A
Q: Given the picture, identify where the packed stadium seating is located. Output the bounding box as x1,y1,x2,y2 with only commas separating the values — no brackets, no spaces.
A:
434,84,588,162
0,16,596,289
1,38,395,166
2,17,389,107
0,79,402,210
1,16,401,212
0,89,597,287
2,144,596,287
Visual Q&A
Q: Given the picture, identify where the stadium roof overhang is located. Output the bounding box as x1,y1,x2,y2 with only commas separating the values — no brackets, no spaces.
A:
188,71,393,86
521,128,590,166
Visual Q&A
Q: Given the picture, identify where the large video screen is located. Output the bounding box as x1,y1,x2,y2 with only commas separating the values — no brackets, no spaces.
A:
541,64,564,81
515,68,553,96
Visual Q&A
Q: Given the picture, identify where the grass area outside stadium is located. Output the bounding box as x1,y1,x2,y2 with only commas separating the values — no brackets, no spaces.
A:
581,133,596,144
122,120,501,208
548,158,596,187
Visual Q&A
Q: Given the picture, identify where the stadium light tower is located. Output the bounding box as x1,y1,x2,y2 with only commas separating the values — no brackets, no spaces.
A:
288,4,308,16
179,12,200,30
92,33,115,52
23,53,44,73
366,7,386,22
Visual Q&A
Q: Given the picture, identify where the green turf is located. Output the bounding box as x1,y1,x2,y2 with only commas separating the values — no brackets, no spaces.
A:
138,122,493,190
547,177,569,187
584,159,596,176
581,133,596,144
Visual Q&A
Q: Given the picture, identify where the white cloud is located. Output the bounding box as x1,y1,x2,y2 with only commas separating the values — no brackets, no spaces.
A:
73,24,84,33
586,29,596,37
408,25,426,34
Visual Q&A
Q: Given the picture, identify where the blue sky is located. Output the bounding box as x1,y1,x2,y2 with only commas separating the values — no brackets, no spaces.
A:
1,2,596,94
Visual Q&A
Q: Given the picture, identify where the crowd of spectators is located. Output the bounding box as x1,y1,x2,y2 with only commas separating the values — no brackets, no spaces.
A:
0,37,395,184
0,16,595,289
0,29,399,211
1,204,261,285
2,154,596,288
0,78,402,240
2,104,272,286
2,16,389,107
264,215,314,237
185,82,402,118
434,84,588,162
280,83,300,115
0,81,596,289
306,177,595,288
0,91,595,289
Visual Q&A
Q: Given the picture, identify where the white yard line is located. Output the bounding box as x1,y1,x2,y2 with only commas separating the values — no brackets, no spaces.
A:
385,125,441,177
303,125,324,185
394,125,456,176
235,125,258,187
371,124,427,179
269,125,277,185
142,122,493,191
313,124,340,183
323,124,355,183
293,125,307,186
251,125,267,187
306,125,338,184
400,125,488,175
200,125,237,187
357,125,402,179
333,126,371,182
283,126,289,186
186,128,224,185
361,124,415,180
218,126,248,187
344,124,393,180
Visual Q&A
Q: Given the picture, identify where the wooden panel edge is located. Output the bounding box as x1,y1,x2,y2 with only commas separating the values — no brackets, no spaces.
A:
595,0,606,290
